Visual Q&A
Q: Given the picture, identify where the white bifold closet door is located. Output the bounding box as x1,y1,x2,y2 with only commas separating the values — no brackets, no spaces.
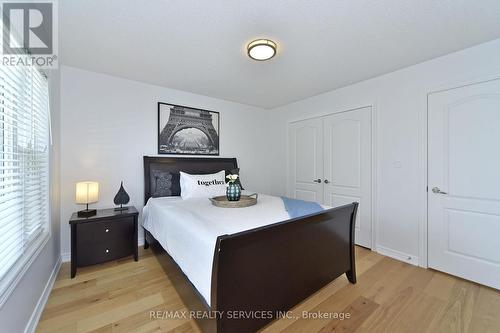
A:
323,108,372,248
288,117,324,202
288,107,372,248
428,79,500,289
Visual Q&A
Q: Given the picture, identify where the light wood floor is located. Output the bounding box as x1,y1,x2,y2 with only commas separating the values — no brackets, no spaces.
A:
37,246,500,333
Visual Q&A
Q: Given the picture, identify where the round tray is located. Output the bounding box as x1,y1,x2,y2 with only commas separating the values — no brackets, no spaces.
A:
209,193,258,208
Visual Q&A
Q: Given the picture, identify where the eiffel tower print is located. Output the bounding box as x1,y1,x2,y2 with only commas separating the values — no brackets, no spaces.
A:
158,103,220,155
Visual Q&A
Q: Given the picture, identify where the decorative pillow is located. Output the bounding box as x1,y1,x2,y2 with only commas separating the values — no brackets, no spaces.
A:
228,168,245,190
180,170,227,199
151,170,174,197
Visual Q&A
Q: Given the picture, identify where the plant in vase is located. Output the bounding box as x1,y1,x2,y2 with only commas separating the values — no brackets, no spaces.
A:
226,174,241,201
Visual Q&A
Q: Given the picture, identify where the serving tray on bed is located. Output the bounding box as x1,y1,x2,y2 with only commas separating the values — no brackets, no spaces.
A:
209,193,258,208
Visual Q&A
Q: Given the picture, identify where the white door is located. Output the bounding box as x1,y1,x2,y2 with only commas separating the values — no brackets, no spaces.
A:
428,79,500,289
288,117,324,202
323,107,372,248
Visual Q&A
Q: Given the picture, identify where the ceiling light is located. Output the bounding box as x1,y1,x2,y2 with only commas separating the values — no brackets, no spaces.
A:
247,39,277,61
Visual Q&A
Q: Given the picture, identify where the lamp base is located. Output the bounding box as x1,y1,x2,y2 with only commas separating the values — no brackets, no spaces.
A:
114,206,129,212
78,209,97,218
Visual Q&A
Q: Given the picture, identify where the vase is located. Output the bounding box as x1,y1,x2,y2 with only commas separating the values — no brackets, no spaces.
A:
226,183,241,201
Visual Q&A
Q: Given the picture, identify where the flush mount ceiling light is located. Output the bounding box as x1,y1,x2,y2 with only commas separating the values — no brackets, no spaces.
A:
247,39,277,61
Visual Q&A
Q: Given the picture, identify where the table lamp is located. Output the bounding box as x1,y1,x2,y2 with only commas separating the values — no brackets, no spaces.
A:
76,181,99,217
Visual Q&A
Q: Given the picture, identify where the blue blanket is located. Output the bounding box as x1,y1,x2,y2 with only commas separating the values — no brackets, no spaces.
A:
281,196,323,219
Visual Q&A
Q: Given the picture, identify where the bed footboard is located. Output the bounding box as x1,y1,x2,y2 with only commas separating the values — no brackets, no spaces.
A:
211,202,358,333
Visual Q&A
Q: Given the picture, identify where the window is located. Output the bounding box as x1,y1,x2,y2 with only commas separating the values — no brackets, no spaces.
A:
0,61,50,304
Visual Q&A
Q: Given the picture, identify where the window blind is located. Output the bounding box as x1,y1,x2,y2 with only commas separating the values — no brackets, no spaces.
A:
0,62,50,283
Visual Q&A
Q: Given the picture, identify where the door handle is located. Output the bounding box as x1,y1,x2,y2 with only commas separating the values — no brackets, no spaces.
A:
313,179,322,183
432,187,447,195
324,179,330,184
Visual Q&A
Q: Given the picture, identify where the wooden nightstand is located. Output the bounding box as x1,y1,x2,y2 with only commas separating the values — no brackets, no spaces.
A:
69,206,139,278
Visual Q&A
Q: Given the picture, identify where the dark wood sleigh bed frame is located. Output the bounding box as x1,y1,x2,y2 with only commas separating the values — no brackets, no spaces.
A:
143,156,358,333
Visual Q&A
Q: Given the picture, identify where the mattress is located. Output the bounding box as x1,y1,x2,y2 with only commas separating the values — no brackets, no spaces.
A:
142,193,297,306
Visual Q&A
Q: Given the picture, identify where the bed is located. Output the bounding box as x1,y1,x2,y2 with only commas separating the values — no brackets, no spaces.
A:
142,156,358,333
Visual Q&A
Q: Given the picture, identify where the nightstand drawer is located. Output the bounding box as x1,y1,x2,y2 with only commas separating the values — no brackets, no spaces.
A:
76,238,133,266
77,218,134,245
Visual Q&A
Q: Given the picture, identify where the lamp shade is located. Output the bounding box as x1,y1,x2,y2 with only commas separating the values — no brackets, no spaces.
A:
75,182,99,204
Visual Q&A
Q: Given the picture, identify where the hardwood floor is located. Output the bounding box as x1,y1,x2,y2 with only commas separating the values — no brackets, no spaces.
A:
37,246,500,333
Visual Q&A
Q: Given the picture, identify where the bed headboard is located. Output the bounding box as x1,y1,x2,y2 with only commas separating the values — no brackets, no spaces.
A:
143,156,238,204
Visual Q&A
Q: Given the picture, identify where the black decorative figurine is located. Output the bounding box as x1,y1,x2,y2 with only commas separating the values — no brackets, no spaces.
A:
114,181,130,211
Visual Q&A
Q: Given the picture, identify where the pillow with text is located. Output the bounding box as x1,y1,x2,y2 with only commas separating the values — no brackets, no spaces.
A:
180,170,227,199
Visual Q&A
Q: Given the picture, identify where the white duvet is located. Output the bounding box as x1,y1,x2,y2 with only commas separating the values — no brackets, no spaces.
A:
142,193,293,306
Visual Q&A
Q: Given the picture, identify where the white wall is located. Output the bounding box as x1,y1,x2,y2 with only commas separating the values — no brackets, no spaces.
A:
0,70,61,333
268,38,500,264
59,66,271,256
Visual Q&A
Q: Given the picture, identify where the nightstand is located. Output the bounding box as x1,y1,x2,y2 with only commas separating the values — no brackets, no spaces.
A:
69,206,139,278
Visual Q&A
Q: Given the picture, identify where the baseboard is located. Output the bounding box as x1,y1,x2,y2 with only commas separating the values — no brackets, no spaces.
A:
376,245,419,266
61,237,145,263
61,252,71,263
24,256,62,333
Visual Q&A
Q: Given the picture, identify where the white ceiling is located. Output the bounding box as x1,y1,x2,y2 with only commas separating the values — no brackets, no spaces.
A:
60,0,500,109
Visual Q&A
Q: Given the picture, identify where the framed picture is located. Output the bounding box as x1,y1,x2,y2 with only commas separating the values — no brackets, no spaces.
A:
158,102,220,155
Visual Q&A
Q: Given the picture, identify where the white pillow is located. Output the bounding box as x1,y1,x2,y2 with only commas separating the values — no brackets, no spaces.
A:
180,170,226,199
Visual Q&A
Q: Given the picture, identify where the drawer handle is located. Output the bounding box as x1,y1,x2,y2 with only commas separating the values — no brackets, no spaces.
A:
105,249,109,253
105,229,109,233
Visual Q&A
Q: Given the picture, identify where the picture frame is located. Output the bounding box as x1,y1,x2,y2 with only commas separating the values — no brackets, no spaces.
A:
157,102,220,155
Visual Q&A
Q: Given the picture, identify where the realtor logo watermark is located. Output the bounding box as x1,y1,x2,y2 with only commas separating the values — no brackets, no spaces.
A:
1,0,58,68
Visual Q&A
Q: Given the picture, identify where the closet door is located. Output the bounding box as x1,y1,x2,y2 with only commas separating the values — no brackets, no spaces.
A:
323,107,372,248
288,118,324,202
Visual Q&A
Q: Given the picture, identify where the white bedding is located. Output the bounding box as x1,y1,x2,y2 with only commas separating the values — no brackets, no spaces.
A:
142,193,295,306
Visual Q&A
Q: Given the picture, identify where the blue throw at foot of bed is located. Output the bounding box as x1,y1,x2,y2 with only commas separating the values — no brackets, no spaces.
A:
281,196,323,219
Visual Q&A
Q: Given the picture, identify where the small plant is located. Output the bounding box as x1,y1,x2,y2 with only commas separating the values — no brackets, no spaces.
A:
226,174,239,184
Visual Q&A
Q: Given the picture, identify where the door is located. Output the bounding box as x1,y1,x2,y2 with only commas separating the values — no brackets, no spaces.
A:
428,79,500,289
323,107,372,248
288,117,324,202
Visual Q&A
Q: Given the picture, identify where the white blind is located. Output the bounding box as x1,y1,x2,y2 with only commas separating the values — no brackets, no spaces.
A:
0,62,50,282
